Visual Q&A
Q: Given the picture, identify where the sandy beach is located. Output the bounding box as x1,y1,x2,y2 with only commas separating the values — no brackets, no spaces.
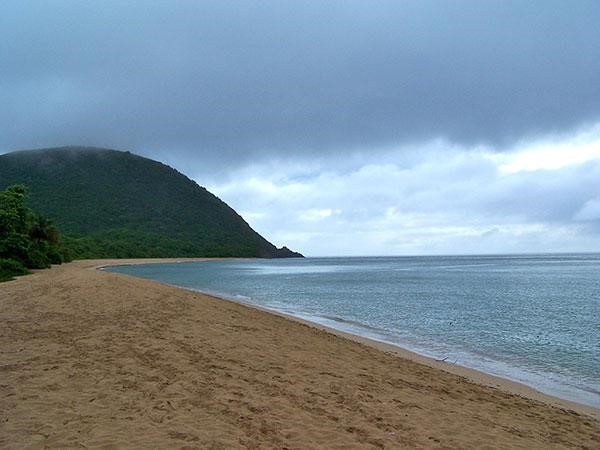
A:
1,260,599,449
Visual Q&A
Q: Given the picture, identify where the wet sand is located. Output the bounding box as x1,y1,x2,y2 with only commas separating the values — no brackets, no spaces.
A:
1,259,599,449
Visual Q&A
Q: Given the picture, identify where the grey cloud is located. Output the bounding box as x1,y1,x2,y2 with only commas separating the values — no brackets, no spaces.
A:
2,1,600,172
477,162,600,224
207,152,600,255
574,199,600,222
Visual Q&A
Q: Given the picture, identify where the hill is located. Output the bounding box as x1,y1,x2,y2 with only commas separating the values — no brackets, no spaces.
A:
0,147,302,259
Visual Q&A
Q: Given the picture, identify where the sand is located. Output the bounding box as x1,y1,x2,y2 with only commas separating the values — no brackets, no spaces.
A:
1,259,598,449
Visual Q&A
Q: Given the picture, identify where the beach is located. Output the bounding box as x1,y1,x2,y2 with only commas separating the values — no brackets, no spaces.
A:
1,260,599,449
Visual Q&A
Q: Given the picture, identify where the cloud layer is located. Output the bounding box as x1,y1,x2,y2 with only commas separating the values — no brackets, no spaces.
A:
208,131,600,255
2,1,600,170
2,1,599,254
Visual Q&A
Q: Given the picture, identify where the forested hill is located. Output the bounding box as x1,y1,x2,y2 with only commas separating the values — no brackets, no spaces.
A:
0,147,303,259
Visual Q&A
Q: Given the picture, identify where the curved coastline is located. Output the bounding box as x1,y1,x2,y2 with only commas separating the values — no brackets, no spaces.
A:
97,258,600,419
2,258,598,448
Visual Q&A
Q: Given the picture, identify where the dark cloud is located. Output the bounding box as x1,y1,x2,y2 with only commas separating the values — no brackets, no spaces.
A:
1,0,600,171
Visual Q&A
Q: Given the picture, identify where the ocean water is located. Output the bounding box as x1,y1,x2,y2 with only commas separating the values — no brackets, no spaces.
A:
106,254,600,408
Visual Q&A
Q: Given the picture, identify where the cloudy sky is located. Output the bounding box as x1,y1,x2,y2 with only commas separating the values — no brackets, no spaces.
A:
2,1,600,255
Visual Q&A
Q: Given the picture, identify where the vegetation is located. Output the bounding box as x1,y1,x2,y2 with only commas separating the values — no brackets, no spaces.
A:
0,147,302,260
0,185,69,281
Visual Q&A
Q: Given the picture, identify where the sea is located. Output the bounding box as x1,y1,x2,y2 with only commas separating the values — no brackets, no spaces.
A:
106,254,600,408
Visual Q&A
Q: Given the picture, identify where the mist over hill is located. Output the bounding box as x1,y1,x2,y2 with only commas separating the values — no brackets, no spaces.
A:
0,147,302,259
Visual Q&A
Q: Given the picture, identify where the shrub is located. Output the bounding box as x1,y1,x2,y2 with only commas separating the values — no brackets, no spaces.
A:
0,258,29,282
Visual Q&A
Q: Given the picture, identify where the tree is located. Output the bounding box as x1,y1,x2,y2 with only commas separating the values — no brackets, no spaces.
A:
0,185,69,281
0,185,31,265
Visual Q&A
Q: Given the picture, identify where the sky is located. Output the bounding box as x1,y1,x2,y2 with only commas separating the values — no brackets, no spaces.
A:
1,0,600,256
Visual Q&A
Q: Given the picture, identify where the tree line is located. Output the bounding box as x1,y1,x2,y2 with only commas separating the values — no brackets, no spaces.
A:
0,185,70,281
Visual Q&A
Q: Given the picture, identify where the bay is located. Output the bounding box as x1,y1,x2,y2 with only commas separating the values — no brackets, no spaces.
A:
107,254,600,408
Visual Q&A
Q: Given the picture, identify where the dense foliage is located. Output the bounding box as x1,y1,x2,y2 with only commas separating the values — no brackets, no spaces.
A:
0,147,302,260
0,185,69,281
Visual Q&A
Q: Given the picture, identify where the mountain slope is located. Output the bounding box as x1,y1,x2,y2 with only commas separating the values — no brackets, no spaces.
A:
0,147,302,258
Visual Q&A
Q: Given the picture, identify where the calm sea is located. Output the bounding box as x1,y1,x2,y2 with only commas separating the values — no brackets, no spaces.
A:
106,254,600,408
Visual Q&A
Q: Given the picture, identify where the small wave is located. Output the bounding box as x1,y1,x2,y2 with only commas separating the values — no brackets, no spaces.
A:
319,315,383,333
433,263,497,270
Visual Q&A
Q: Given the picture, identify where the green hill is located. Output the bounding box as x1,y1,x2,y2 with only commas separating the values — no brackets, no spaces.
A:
0,147,302,259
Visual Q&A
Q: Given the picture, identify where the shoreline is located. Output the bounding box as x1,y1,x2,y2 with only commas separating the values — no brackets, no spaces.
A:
97,258,599,419
246,305,600,419
2,259,599,448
